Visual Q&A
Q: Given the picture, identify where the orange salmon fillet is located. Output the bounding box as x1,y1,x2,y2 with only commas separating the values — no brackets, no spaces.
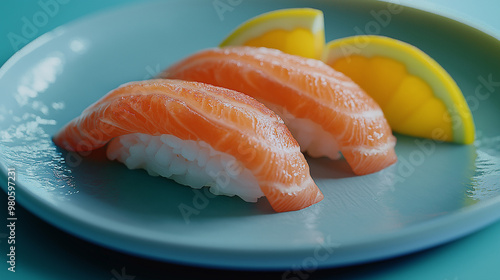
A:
53,79,323,212
161,47,397,175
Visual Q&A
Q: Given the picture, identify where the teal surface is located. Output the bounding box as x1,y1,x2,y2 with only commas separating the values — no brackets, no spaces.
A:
1,0,500,279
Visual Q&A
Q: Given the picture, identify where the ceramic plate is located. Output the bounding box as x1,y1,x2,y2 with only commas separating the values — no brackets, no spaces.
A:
1,0,500,269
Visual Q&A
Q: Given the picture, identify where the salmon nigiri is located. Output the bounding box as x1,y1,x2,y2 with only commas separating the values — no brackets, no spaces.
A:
160,47,397,175
53,79,323,212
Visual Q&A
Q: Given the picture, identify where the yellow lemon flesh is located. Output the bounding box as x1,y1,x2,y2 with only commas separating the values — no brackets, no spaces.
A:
219,8,325,59
323,35,474,144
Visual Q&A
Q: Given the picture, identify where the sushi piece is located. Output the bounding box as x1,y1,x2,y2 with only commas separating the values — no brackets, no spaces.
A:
53,79,323,212
160,46,397,175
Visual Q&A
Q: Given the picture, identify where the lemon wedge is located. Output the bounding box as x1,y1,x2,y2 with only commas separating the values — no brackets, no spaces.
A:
219,8,325,59
323,35,475,144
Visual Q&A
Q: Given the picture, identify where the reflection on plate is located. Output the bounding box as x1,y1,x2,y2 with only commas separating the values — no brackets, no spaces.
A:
1,0,500,269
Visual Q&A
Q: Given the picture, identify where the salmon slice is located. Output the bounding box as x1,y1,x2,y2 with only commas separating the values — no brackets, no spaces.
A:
53,79,323,212
160,47,397,175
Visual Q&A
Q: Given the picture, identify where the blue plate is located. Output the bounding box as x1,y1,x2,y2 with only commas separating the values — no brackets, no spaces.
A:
1,0,500,269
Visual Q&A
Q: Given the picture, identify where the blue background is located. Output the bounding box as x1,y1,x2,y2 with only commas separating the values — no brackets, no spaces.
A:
1,0,500,279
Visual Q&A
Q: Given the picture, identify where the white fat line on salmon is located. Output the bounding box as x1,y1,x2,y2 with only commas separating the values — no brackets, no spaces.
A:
102,80,275,126
254,69,384,119
259,59,361,89
157,81,288,135
102,107,299,159
233,53,360,91
196,91,283,125
260,176,316,194
344,139,397,156
93,93,298,155
237,47,337,78
180,52,360,93
336,115,391,143
179,69,285,124
248,150,283,176
168,55,373,121
170,106,300,155
346,109,385,119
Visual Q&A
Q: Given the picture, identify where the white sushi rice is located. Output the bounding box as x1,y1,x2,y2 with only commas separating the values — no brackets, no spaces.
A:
266,104,342,160
106,133,263,202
